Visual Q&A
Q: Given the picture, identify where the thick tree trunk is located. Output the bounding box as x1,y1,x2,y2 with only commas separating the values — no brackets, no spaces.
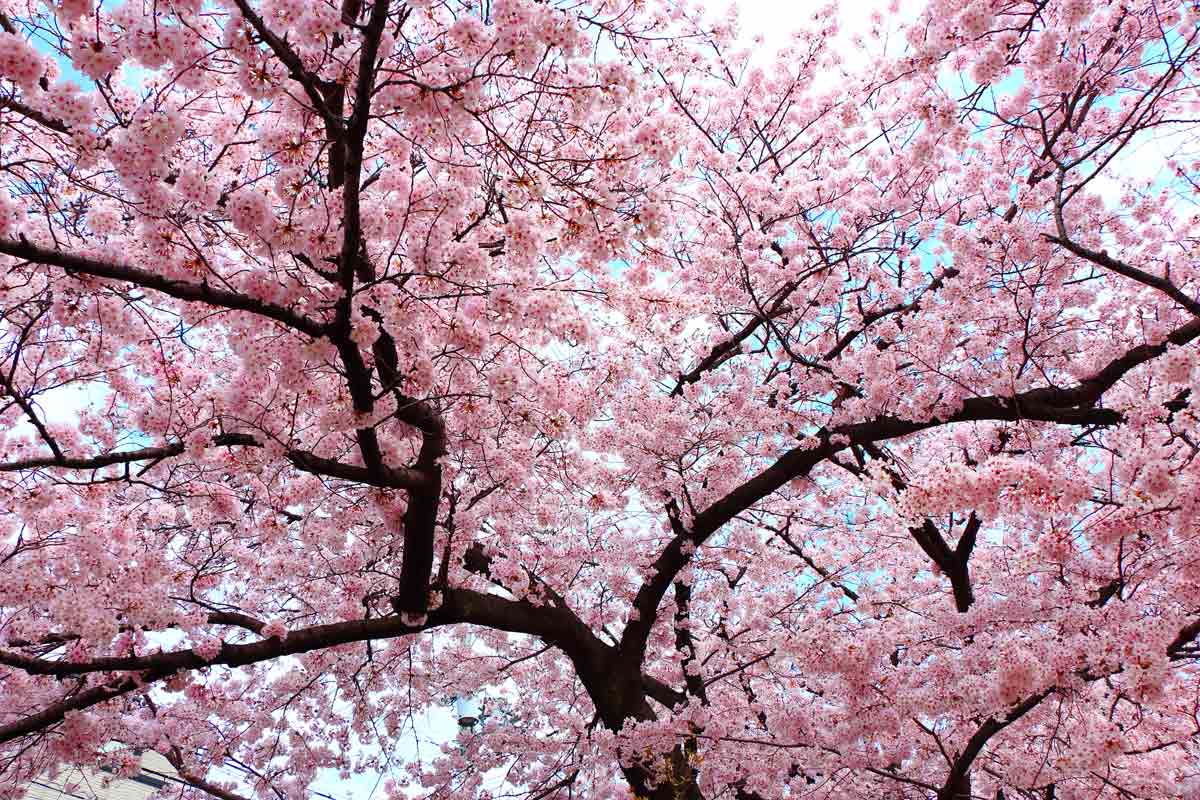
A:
621,746,704,800
581,665,704,799
939,771,972,800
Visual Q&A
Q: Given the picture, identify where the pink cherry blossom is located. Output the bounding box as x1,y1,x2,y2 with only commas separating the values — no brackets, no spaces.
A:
0,1,1199,799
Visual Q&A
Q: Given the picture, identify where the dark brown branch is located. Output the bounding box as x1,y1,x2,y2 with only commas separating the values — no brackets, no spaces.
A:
0,670,174,744
939,689,1055,800
771,523,859,602
5,611,264,649
822,267,960,362
314,0,442,618
392,392,446,614
909,515,981,613
228,0,344,131
0,433,434,492
1046,234,1200,318
0,586,614,743
672,580,708,702
672,289,796,396
622,316,1200,659
0,238,327,338
0,373,64,463
0,96,71,133
169,759,255,800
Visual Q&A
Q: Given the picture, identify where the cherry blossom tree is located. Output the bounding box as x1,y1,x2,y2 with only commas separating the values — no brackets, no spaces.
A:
2,0,1200,798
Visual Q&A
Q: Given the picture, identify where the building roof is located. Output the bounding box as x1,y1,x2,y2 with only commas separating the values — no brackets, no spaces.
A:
20,751,180,800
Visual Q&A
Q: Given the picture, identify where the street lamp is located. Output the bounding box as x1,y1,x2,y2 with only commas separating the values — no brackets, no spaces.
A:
453,695,482,729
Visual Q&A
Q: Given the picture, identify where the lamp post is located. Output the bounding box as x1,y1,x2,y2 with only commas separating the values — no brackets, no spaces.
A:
453,695,482,730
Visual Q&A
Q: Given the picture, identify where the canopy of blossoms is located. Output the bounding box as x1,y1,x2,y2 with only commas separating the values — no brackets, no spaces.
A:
1,0,1199,798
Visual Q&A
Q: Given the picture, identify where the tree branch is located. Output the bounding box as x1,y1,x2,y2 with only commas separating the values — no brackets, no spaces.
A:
623,317,1200,659
939,689,1055,800
0,587,622,745
0,238,327,338
0,96,71,133
1046,233,1200,318
228,0,345,131
0,432,434,492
